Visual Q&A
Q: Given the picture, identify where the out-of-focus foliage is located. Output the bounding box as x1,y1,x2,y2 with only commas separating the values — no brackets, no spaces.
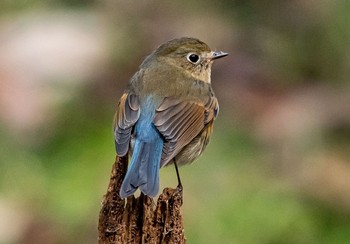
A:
0,0,349,243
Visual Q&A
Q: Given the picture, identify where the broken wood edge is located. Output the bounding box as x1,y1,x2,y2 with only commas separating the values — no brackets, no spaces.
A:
98,156,186,243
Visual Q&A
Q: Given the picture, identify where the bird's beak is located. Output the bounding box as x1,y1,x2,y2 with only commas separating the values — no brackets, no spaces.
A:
210,51,229,60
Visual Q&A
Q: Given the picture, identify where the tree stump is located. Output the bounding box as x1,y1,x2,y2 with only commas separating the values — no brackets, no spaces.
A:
98,156,186,243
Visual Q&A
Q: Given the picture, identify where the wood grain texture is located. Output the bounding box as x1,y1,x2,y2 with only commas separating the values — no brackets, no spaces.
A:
98,156,186,244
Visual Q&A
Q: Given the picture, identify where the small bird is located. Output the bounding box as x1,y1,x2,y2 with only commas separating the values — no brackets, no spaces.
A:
114,37,228,198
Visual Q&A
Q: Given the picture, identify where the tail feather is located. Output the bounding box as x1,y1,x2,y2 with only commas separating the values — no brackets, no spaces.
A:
120,134,163,198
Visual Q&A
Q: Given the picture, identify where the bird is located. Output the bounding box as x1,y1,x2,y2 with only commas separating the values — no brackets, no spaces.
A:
114,37,228,199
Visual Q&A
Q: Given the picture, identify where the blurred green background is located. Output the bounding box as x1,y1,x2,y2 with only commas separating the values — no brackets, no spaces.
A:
1,0,350,243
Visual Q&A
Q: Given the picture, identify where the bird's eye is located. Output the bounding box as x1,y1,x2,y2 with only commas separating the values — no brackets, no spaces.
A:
187,53,200,64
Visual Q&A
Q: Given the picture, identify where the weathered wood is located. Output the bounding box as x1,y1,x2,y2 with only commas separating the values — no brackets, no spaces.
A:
98,156,186,243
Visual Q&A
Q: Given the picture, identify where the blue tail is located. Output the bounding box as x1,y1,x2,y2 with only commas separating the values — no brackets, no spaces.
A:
120,98,164,198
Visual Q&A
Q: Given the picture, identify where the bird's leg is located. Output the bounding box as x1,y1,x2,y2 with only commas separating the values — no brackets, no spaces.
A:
174,159,183,191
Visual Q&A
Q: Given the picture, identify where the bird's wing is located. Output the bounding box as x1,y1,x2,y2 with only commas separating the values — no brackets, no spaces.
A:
154,96,219,166
114,92,140,156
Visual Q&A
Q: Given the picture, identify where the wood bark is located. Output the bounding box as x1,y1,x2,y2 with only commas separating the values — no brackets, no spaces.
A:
98,156,186,243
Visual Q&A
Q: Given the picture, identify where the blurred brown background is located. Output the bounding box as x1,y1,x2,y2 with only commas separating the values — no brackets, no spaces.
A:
0,1,349,243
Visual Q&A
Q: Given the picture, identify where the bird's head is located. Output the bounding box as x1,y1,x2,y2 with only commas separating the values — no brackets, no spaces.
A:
142,37,228,83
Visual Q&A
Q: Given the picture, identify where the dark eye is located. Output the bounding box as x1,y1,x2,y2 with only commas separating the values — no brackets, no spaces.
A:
187,53,200,64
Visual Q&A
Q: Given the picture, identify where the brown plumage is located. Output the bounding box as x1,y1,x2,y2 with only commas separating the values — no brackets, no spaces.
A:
114,37,227,198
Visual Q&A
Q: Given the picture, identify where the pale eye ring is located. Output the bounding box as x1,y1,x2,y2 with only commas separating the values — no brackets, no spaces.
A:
186,53,200,64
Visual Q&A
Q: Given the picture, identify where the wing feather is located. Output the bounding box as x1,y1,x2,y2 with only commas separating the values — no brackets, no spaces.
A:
154,96,218,166
114,92,140,156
